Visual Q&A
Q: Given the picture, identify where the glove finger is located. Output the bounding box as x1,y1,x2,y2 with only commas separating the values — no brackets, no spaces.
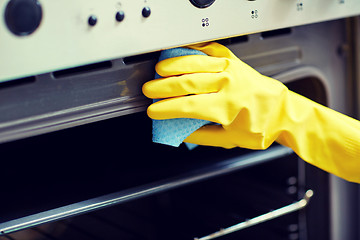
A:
155,55,227,77
184,125,237,149
146,93,226,124
186,42,239,60
185,124,272,150
142,72,225,99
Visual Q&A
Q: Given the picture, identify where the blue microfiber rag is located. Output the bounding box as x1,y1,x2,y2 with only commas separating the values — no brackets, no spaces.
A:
152,47,212,147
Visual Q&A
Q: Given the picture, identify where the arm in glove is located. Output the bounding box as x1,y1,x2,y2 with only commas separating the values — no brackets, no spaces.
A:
142,42,360,183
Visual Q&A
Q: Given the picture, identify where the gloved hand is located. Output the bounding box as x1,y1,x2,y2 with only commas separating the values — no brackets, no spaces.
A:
143,42,360,183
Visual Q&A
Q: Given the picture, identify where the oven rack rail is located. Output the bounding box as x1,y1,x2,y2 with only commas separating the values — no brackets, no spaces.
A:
0,145,293,235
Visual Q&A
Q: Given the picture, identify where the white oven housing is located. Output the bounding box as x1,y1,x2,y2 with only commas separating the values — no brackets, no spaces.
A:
0,0,360,82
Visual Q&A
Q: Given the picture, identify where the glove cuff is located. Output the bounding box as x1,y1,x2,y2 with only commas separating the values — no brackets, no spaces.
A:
277,91,360,182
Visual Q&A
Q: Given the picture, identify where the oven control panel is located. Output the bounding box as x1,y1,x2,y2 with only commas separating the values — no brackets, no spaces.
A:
0,0,360,82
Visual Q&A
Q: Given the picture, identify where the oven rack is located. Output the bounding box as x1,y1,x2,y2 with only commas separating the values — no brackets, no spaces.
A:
0,145,293,235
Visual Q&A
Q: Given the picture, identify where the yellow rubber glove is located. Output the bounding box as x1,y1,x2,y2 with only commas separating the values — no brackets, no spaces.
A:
142,42,360,183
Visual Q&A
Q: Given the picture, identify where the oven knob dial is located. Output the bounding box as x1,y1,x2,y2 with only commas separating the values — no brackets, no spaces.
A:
190,0,215,8
142,7,151,18
5,0,43,36
88,15,97,26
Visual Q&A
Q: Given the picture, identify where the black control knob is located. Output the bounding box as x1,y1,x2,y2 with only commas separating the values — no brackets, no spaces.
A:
190,0,215,8
5,0,43,36
142,7,151,18
115,11,125,22
88,15,97,26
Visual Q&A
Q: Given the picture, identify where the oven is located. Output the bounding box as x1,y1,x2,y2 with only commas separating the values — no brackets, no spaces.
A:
0,1,359,240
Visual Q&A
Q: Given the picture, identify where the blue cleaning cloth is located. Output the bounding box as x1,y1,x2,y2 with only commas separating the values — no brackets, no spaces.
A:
152,47,212,147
